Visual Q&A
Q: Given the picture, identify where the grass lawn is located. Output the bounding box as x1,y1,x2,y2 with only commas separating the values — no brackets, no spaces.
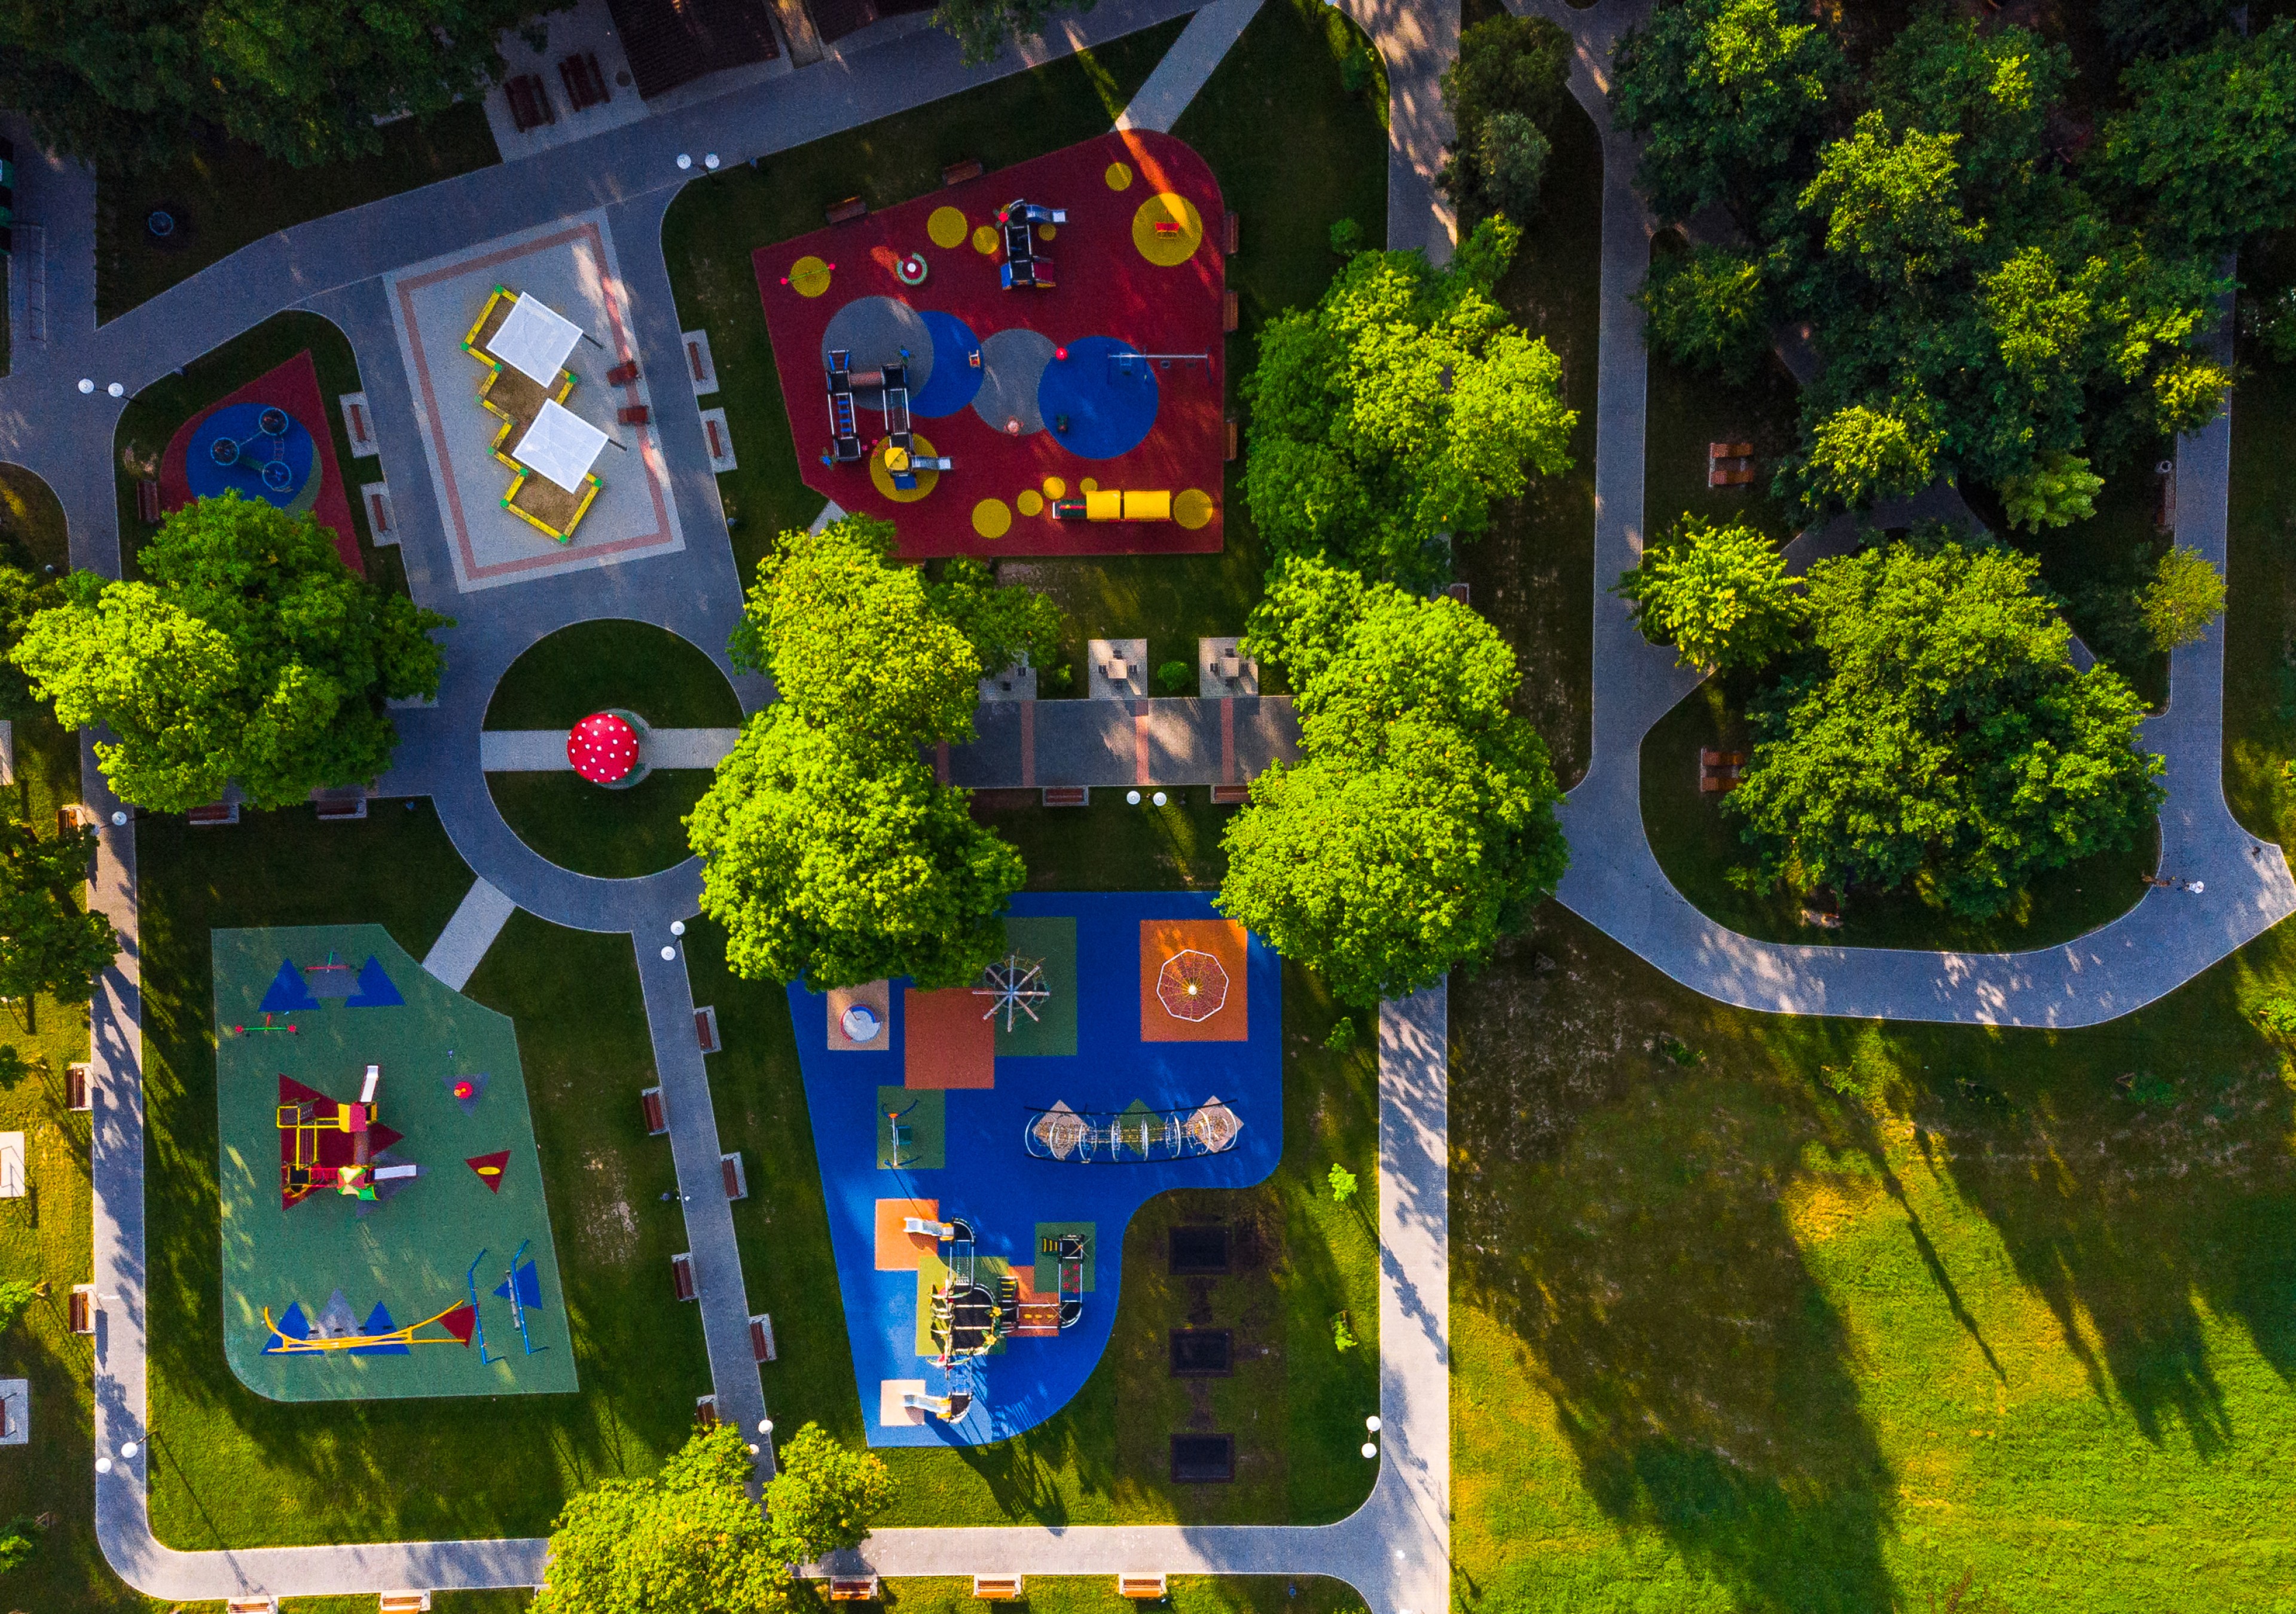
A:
0,460,69,573
482,620,743,732
659,0,1388,689
1452,896,2296,1613
1456,94,1602,786
874,1578,1364,1613
688,783,1379,1529
112,310,406,598
2224,265,2296,846
972,788,1232,892
138,807,715,1548
487,768,713,879
97,105,500,322
1639,670,2154,950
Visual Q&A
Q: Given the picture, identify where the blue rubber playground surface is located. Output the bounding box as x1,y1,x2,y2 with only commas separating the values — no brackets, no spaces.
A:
787,892,1280,1447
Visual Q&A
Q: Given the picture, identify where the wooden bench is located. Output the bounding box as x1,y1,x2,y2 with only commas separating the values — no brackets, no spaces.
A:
1223,212,1240,254
57,803,96,834
618,405,651,426
942,158,985,187
695,1394,718,1427
829,1575,882,1601
750,1313,777,1362
695,1005,721,1053
642,1086,668,1135
225,1599,279,1614
1700,749,1747,768
826,195,869,225
1225,416,1238,463
136,478,161,524
671,1252,697,1301
312,791,368,821
560,51,610,111
972,1575,1024,1601
66,1062,90,1112
1043,785,1088,807
69,1284,95,1334
1222,291,1239,332
1119,1573,1169,1600
606,359,641,387
721,1151,747,1201
1707,441,1756,488
187,801,237,826
1210,783,1251,805
1698,773,1739,794
1443,582,1471,606
505,74,554,132
380,1594,433,1614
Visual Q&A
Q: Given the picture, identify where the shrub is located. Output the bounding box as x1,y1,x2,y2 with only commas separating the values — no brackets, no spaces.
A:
1327,1163,1359,1203
1329,218,1364,256
2253,994,2296,1041
1331,1312,1359,1352
1324,1013,1357,1052
1156,659,1193,695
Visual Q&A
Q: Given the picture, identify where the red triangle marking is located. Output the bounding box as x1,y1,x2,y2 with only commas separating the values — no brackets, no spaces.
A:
466,1150,511,1191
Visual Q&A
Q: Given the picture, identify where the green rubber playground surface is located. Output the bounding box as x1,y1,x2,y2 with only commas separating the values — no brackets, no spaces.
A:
213,924,576,1401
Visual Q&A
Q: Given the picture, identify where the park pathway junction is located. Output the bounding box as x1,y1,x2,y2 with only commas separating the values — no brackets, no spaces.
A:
0,0,2279,1607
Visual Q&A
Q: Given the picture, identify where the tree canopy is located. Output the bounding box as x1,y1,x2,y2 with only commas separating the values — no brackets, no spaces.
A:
1615,516,1805,672
1242,218,1576,586
1219,557,1568,1003
924,557,1071,690
0,819,117,1005
1726,539,2163,918
694,517,1028,991
1618,5,2243,519
1437,14,1573,227
14,494,447,813
929,0,1094,66
0,0,553,173
762,1423,896,1561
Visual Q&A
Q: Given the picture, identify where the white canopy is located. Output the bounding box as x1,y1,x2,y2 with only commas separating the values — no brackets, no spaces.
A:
514,399,608,493
491,292,585,387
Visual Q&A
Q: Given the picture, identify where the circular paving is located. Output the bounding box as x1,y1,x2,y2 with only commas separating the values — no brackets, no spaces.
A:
820,296,933,404
972,328,1057,436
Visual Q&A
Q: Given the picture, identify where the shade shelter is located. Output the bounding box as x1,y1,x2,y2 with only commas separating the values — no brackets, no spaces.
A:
514,400,609,493
491,292,587,387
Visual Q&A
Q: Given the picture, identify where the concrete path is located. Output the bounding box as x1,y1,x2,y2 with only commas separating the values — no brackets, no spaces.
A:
1115,0,1266,134
1341,0,1459,261
420,876,520,991
826,986,1450,1614
1525,0,2296,1026
478,727,744,770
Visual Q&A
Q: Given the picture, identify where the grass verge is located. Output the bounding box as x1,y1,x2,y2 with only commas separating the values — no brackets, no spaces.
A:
2225,289,2296,846
112,311,405,598
481,620,743,733
138,808,712,1547
98,106,500,322
487,769,713,879
1453,895,2296,1612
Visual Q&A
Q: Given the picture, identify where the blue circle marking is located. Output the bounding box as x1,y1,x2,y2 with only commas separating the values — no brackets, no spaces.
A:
1037,337,1159,460
185,401,316,511
911,311,986,417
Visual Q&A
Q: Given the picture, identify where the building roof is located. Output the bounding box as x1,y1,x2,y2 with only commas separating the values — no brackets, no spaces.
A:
603,0,783,99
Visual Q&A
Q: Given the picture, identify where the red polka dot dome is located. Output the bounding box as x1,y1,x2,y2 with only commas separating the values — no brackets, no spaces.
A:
567,711,640,784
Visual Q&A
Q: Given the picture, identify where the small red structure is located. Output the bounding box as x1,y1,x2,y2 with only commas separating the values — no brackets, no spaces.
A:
567,711,640,783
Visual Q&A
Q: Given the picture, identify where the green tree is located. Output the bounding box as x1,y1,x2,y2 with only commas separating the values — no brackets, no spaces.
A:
1612,0,1843,234
0,1280,35,1335
1615,516,1805,672
697,517,1037,991
763,1424,894,1563
1327,1163,1358,1204
2142,544,2227,650
534,1426,783,1614
1638,243,1774,381
1800,398,1944,509
1242,218,1576,585
1438,14,1571,225
924,558,1071,690
2102,20,2296,250
1221,559,1567,1002
1727,540,2163,918
1999,452,2106,532
0,0,556,173
928,0,1094,66
2099,0,2234,62
0,820,117,1004
13,494,446,813
0,565,59,711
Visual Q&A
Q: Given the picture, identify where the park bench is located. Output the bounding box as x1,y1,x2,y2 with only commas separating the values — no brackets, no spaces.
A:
57,802,97,834
1211,784,1251,805
226,1599,278,1614
312,788,368,821
1042,785,1088,807
505,74,554,132
1225,416,1238,462
1223,212,1240,253
1707,441,1756,487
829,1576,881,1601
618,404,651,426
187,801,237,826
606,359,641,387
66,1062,90,1111
642,1085,667,1135
560,52,610,111
136,478,161,524
695,1005,721,1052
972,1576,1024,1601
1223,291,1239,332
68,1285,94,1334
695,1394,718,1427
721,1151,747,1200
750,1313,778,1362
942,158,984,187
379,1594,433,1613
1119,1573,1169,1600
671,1251,697,1301
826,195,868,225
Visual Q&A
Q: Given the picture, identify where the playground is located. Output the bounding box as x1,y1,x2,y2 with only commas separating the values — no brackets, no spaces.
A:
212,924,575,1401
787,892,1280,1447
755,130,1228,558
157,349,363,574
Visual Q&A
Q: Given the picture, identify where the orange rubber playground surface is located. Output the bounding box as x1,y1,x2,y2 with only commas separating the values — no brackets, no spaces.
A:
755,130,1229,558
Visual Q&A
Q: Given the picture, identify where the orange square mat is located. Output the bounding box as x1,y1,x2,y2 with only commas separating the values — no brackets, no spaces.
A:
1139,918,1248,1042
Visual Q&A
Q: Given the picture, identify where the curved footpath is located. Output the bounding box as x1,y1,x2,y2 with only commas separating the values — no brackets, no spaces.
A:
1524,0,2296,1026
12,0,1465,1602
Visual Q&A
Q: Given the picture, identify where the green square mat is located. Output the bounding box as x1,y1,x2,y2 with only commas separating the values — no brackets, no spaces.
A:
992,916,1077,1057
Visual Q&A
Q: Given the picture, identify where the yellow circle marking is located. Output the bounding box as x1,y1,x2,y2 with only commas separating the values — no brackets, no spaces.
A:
972,224,999,255
787,255,833,297
869,432,940,503
1174,488,1215,530
1080,477,1098,493
1037,222,1057,242
1106,161,1134,191
972,497,1013,539
1041,475,1067,499
1017,490,1045,516
1132,194,1204,266
928,206,969,249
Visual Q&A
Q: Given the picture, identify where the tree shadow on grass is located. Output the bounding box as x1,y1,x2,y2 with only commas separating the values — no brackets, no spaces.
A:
1891,949,2296,1454
1452,912,1900,1614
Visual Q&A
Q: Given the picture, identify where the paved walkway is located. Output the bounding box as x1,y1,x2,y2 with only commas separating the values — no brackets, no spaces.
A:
948,696,1297,788
420,876,520,991
11,0,1464,1598
1115,0,1266,133
825,985,1450,1614
1524,0,2296,1026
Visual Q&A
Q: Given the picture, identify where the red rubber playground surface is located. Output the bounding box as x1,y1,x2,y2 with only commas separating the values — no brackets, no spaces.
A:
158,349,364,576
755,130,1228,558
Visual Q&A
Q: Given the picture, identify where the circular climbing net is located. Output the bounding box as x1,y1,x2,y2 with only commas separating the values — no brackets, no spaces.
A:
1156,949,1229,1022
